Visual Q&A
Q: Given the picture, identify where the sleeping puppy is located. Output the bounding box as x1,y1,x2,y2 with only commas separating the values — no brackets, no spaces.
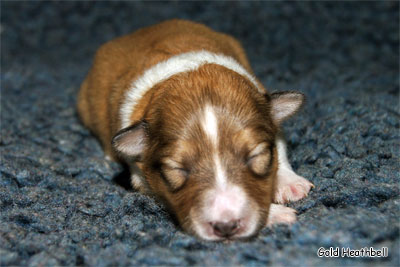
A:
77,19,313,241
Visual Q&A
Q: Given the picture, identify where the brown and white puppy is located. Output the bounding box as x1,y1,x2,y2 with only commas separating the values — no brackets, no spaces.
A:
77,19,313,241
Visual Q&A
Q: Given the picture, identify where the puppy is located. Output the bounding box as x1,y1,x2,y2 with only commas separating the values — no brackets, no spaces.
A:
77,19,313,241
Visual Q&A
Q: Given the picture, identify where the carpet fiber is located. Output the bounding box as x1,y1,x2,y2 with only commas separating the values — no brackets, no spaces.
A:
1,2,399,266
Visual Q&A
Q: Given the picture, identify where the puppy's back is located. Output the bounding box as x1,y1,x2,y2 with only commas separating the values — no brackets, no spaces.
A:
77,19,253,159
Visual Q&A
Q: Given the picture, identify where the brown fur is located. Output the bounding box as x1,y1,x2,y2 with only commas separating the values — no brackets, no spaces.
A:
136,65,278,236
77,19,260,159
77,19,293,239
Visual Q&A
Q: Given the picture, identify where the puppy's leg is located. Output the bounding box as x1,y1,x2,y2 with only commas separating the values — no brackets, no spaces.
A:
130,163,149,194
274,135,314,204
267,204,296,226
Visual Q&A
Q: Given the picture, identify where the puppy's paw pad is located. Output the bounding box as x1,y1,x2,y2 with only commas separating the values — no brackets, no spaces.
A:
274,169,314,204
267,204,296,227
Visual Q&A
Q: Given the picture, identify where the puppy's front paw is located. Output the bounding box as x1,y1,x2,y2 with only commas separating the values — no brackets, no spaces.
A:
267,204,296,227
274,168,314,204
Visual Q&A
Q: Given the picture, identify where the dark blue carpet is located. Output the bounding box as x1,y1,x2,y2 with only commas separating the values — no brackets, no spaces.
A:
1,2,399,266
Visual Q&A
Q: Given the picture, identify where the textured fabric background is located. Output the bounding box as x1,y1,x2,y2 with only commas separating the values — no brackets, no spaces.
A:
1,2,399,266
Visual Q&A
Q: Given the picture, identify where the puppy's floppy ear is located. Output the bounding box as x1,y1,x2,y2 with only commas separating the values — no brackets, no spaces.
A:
269,91,305,124
112,120,148,160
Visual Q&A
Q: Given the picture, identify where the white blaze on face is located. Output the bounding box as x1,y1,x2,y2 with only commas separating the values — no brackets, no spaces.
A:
208,184,247,222
195,105,255,239
213,154,227,189
202,105,219,146
201,105,228,188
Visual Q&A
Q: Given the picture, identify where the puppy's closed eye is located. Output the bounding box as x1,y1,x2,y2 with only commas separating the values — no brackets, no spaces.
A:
247,143,271,176
161,159,189,191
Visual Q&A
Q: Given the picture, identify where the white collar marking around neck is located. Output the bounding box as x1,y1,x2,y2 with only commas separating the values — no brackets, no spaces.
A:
119,50,262,129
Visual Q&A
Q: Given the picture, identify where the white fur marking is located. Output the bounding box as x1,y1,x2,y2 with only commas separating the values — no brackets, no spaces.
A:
267,204,296,226
208,185,247,222
201,105,228,188
119,51,263,129
275,135,314,204
130,164,145,191
202,105,218,145
214,154,227,189
275,168,314,204
276,136,292,171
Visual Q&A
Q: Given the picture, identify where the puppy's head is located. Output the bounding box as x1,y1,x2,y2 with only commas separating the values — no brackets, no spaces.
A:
112,65,304,240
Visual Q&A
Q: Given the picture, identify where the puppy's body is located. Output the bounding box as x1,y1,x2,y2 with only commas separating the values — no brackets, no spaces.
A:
78,19,254,157
78,19,313,240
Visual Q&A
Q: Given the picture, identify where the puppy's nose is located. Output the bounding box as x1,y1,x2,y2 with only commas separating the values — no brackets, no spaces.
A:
211,220,240,238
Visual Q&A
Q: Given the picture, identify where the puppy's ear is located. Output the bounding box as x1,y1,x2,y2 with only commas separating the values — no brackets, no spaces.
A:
270,91,305,124
112,121,147,160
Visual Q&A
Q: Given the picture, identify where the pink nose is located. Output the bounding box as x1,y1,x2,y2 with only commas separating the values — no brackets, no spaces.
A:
211,220,240,238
